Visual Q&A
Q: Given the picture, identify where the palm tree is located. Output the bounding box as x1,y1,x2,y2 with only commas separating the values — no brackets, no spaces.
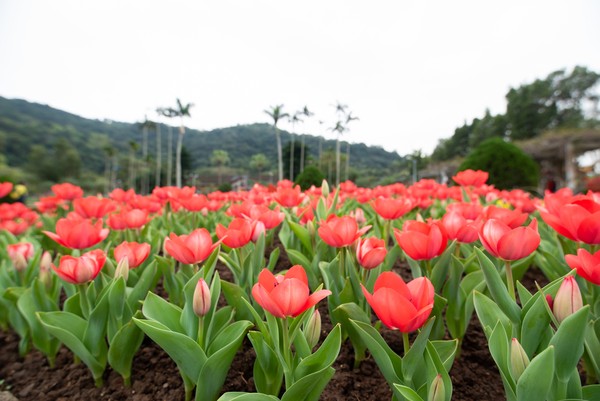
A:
299,105,314,174
157,106,177,186
103,145,115,194
344,112,359,181
173,99,194,188
139,117,156,194
264,104,289,182
329,120,347,187
250,153,269,183
289,112,303,181
154,109,164,188
128,140,139,191
332,101,348,186
211,149,230,185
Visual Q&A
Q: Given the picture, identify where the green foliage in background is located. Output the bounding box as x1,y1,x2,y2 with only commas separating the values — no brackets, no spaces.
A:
458,137,540,190
294,165,325,190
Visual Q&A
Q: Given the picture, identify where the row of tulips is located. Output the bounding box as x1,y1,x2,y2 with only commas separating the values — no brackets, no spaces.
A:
1,170,600,401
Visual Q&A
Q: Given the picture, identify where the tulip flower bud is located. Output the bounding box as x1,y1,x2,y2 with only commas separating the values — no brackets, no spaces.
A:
427,374,445,401
251,220,266,243
304,309,322,349
510,338,530,382
12,252,28,272
193,279,211,317
114,257,130,282
553,276,583,324
321,179,330,198
306,220,316,238
39,251,53,288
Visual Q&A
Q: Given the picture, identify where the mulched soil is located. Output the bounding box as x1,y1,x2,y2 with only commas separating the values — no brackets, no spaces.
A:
0,240,550,401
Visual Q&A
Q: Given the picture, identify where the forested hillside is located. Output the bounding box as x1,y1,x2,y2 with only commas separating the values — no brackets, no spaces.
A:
0,96,406,191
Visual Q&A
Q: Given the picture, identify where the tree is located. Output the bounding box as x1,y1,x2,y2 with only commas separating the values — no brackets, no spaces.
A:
210,149,230,185
295,165,325,190
154,109,165,188
299,106,314,174
157,106,177,186
264,104,289,182
458,137,539,190
250,153,269,183
288,112,303,181
139,117,156,194
344,111,359,181
128,140,139,190
329,120,346,187
506,66,600,140
160,99,194,187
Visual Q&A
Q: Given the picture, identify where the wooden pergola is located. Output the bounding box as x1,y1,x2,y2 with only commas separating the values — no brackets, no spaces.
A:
518,129,600,191
421,129,600,191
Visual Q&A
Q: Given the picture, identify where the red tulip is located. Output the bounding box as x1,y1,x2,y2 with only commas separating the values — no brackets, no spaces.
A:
441,211,479,244
356,237,387,269
452,169,489,187
246,205,285,230
52,249,106,284
251,265,331,318
179,194,209,212
114,241,151,268
216,218,255,249
482,205,528,229
164,228,220,264
44,216,109,249
361,272,434,332
74,196,116,219
7,242,34,271
371,196,413,220
538,192,600,244
273,185,305,208
318,215,371,248
479,218,540,261
0,182,13,198
566,248,600,286
394,220,448,261
51,182,84,201
107,209,149,230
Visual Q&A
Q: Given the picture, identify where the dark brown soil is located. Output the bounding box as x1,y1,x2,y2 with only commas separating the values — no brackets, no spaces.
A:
1,240,548,401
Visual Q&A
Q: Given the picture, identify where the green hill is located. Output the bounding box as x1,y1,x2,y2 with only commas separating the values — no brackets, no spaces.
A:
0,96,407,191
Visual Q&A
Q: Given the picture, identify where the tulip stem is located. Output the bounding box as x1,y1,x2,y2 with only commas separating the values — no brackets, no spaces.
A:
384,219,391,247
505,261,516,302
339,248,346,277
78,285,90,319
197,317,205,349
402,332,410,356
281,317,293,388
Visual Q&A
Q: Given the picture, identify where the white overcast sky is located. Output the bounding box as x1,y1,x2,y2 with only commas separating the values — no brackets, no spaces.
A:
1,1,599,156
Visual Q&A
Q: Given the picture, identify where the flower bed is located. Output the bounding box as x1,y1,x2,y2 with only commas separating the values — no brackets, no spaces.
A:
1,172,599,401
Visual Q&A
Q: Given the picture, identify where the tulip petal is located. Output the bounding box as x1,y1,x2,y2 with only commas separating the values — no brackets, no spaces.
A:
370,287,418,331
252,283,285,318
373,272,411,299
285,265,309,286
497,226,540,261
269,278,309,316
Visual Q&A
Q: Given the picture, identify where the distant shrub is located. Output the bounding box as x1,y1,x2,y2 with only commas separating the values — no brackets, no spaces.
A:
218,183,232,192
587,176,600,192
458,137,539,190
295,165,325,190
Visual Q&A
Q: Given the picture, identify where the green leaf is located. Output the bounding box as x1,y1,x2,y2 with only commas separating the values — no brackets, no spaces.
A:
430,340,459,372
549,305,589,382
132,318,206,381
487,321,516,398
430,241,456,293
281,367,335,401
217,393,280,401
394,385,424,401
141,291,184,333
473,291,511,338
349,320,403,385
222,280,254,323
475,248,521,323
332,302,371,364
37,311,106,382
196,321,253,401
519,294,551,357
583,385,600,400
516,346,555,401
127,261,159,311
294,324,341,380
108,318,144,381
288,220,314,257
248,331,283,395
403,319,435,381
